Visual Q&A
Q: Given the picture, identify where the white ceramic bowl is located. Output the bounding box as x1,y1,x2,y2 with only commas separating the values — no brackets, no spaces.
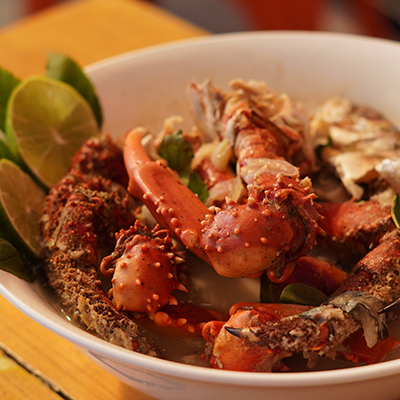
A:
2,31,400,400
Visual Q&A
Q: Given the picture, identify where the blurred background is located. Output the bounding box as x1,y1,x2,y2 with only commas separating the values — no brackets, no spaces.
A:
1,0,400,40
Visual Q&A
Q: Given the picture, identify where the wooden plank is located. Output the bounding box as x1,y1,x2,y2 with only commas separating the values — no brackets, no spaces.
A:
0,348,63,400
0,295,155,400
0,0,208,77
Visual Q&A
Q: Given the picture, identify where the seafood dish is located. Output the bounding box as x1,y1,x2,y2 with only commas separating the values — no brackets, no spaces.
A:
39,77,400,372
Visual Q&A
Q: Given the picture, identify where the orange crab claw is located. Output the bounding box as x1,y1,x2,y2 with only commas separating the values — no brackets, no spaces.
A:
123,128,320,280
202,302,312,371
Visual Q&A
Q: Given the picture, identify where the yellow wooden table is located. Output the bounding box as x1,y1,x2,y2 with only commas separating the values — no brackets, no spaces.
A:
0,1,207,399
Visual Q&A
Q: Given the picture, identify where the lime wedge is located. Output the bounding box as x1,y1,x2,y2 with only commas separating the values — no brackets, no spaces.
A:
5,76,99,188
0,159,46,260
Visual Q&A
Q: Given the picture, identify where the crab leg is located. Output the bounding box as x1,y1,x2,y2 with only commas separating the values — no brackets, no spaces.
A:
41,135,198,355
124,128,208,257
41,176,159,355
267,255,349,300
317,199,395,263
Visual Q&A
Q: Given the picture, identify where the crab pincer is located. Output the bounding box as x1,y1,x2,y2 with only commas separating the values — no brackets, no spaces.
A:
202,302,313,371
123,127,320,281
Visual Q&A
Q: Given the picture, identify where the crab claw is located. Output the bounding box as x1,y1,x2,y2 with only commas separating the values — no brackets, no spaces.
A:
123,128,320,280
100,221,187,317
202,302,312,371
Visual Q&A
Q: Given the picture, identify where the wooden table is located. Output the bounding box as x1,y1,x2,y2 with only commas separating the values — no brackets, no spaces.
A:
0,1,207,399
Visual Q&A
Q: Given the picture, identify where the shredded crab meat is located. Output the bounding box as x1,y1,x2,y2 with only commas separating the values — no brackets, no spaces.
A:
311,96,400,200
206,176,246,206
375,157,400,195
240,158,300,185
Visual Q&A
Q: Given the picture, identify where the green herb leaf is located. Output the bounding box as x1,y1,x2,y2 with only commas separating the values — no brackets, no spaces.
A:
188,170,209,203
0,238,35,282
391,193,400,229
279,282,327,306
45,52,103,128
158,130,193,184
0,67,21,132
158,131,209,202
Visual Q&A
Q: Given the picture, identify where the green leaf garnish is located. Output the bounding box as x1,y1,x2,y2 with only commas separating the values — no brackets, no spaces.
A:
188,170,209,203
279,282,327,306
45,52,103,128
158,130,193,183
391,193,400,229
158,130,209,201
0,238,35,282
0,67,21,132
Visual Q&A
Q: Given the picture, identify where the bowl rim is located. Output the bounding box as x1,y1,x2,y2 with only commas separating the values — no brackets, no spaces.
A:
2,30,400,388
84,29,400,74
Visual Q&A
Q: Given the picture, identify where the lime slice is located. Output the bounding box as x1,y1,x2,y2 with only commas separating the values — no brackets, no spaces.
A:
5,75,99,188
0,129,19,163
0,159,46,260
